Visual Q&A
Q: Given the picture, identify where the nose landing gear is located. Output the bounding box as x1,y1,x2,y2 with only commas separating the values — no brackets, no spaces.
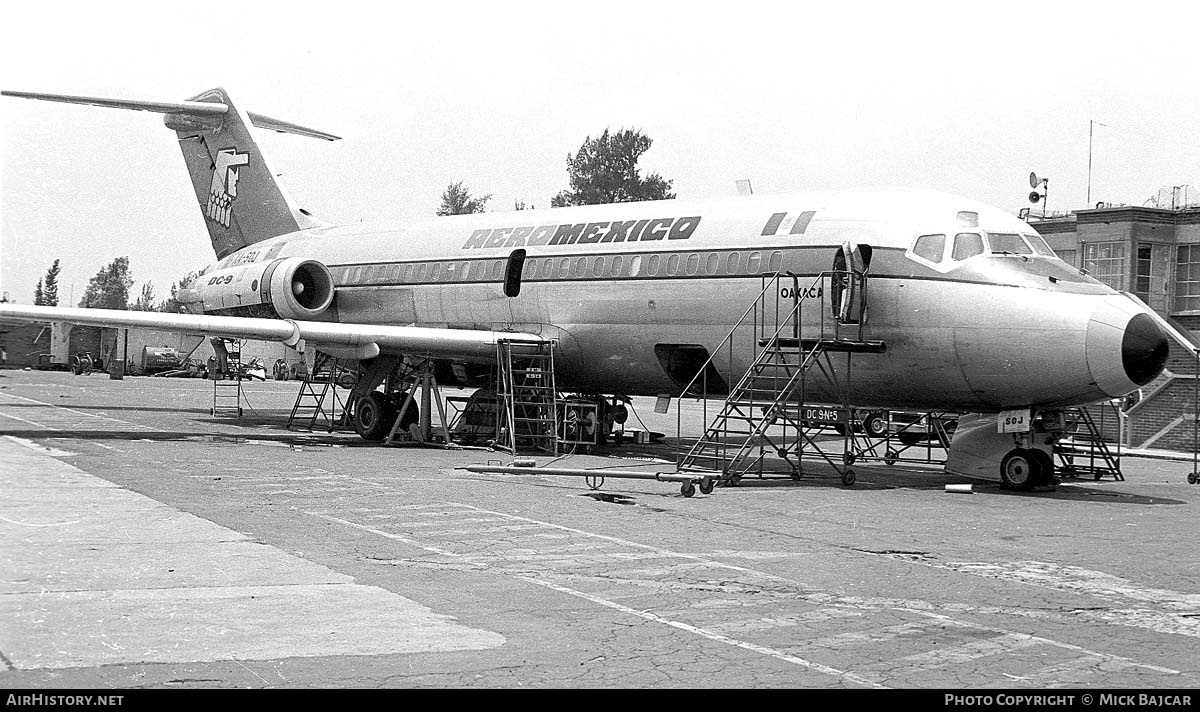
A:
1000,447,1055,490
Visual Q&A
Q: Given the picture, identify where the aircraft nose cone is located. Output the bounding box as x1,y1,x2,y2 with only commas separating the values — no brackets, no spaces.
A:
1086,300,1170,398
1122,312,1169,386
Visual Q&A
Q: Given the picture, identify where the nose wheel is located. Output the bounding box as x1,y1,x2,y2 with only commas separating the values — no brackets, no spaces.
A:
1000,448,1053,490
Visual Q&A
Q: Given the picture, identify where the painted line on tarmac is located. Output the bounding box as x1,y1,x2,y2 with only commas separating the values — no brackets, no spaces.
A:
2,435,76,458
308,510,884,688
1,439,505,669
519,574,889,688
865,554,1200,640
0,391,164,432
311,502,1182,681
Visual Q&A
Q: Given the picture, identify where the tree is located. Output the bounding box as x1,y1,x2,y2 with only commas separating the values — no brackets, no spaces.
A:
437,181,492,216
79,256,134,310
131,282,155,311
42,259,60,306
34,279,44,306
157,270,199,313
550,128,675,207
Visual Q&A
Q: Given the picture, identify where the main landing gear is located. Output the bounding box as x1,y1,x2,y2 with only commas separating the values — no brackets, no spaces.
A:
354,390,419,441
1000,447,1055,491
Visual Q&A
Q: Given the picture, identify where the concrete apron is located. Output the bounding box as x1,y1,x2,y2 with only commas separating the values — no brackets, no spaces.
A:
0,436,503,670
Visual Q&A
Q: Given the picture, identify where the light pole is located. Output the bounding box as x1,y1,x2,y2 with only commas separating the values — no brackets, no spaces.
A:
1087,119,1108,208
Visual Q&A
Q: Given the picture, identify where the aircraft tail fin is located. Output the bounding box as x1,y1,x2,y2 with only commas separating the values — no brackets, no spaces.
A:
1,88,340,260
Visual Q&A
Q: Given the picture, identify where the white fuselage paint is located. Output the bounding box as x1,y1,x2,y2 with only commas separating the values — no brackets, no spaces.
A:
194,188,1147,412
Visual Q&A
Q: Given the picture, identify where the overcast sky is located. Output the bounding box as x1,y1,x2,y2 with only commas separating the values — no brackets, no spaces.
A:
2,0,1198,305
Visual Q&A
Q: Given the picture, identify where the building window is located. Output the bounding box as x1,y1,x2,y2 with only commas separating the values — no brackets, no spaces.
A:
1083,242,1126,291
1055,249,1076,266
1135,246,1152,301
1174,244,1200,312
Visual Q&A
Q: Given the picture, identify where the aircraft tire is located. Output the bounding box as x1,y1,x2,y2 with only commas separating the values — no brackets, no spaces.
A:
1028,449,1055,486
397,399,420,432
1000,448,1040,490
862,412,887,438
841,468,856,487
1187,472,1197,485
355,391,396,441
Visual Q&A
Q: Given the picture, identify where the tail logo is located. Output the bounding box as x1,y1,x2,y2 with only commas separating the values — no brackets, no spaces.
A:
206,147,250,229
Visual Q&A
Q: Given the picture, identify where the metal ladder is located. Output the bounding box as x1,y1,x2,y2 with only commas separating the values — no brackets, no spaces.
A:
287,352,352,432
677,336,830,480
1055,405,1124,481
210,338,243,418
675,269,884,487
495,339,558,455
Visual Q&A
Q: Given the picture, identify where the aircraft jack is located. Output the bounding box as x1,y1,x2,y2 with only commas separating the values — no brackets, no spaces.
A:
384,359,454,448
676,263,884,488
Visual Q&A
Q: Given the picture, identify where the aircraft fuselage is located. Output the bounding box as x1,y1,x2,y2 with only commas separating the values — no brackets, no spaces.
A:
189,187,1168,412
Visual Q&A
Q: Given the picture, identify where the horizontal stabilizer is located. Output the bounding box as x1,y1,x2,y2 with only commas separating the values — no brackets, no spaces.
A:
1,90,340,141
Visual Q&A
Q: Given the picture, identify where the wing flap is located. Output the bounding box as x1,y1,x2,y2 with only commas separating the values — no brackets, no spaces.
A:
0,305,541,360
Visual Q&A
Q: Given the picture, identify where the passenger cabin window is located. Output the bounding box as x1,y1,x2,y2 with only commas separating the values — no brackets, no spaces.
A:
989,233,1032,255
952,232,985,261
912,234,947,263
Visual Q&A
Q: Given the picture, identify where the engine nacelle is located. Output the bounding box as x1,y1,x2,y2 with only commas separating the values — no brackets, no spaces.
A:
189,257,336,320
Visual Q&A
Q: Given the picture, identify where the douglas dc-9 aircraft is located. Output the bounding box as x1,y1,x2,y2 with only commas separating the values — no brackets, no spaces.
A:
0,88,1170,490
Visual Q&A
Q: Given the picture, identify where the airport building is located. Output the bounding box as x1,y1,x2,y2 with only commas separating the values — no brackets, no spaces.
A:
1033,202,1200,450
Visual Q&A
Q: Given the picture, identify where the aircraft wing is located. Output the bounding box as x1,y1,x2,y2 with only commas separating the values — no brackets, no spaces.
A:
0,304,542,361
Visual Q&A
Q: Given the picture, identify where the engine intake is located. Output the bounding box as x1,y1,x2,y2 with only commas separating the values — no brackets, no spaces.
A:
263,258,335,320
191,257,336,320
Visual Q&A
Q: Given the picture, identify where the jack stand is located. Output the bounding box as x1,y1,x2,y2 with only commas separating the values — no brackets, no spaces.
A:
385,360,455,447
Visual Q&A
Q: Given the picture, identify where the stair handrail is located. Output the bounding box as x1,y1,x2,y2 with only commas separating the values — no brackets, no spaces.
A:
675,271,831,464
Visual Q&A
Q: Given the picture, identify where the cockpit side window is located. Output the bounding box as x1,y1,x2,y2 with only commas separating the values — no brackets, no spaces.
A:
912,233,947,263
1023,233,1058,257
952,232,985,261
989,233,1033,255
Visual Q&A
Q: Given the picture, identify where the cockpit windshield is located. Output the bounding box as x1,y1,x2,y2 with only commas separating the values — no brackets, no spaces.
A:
952,232,985,260
908,229,1063,267
988,233,1033,255
1022,233,1058,257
